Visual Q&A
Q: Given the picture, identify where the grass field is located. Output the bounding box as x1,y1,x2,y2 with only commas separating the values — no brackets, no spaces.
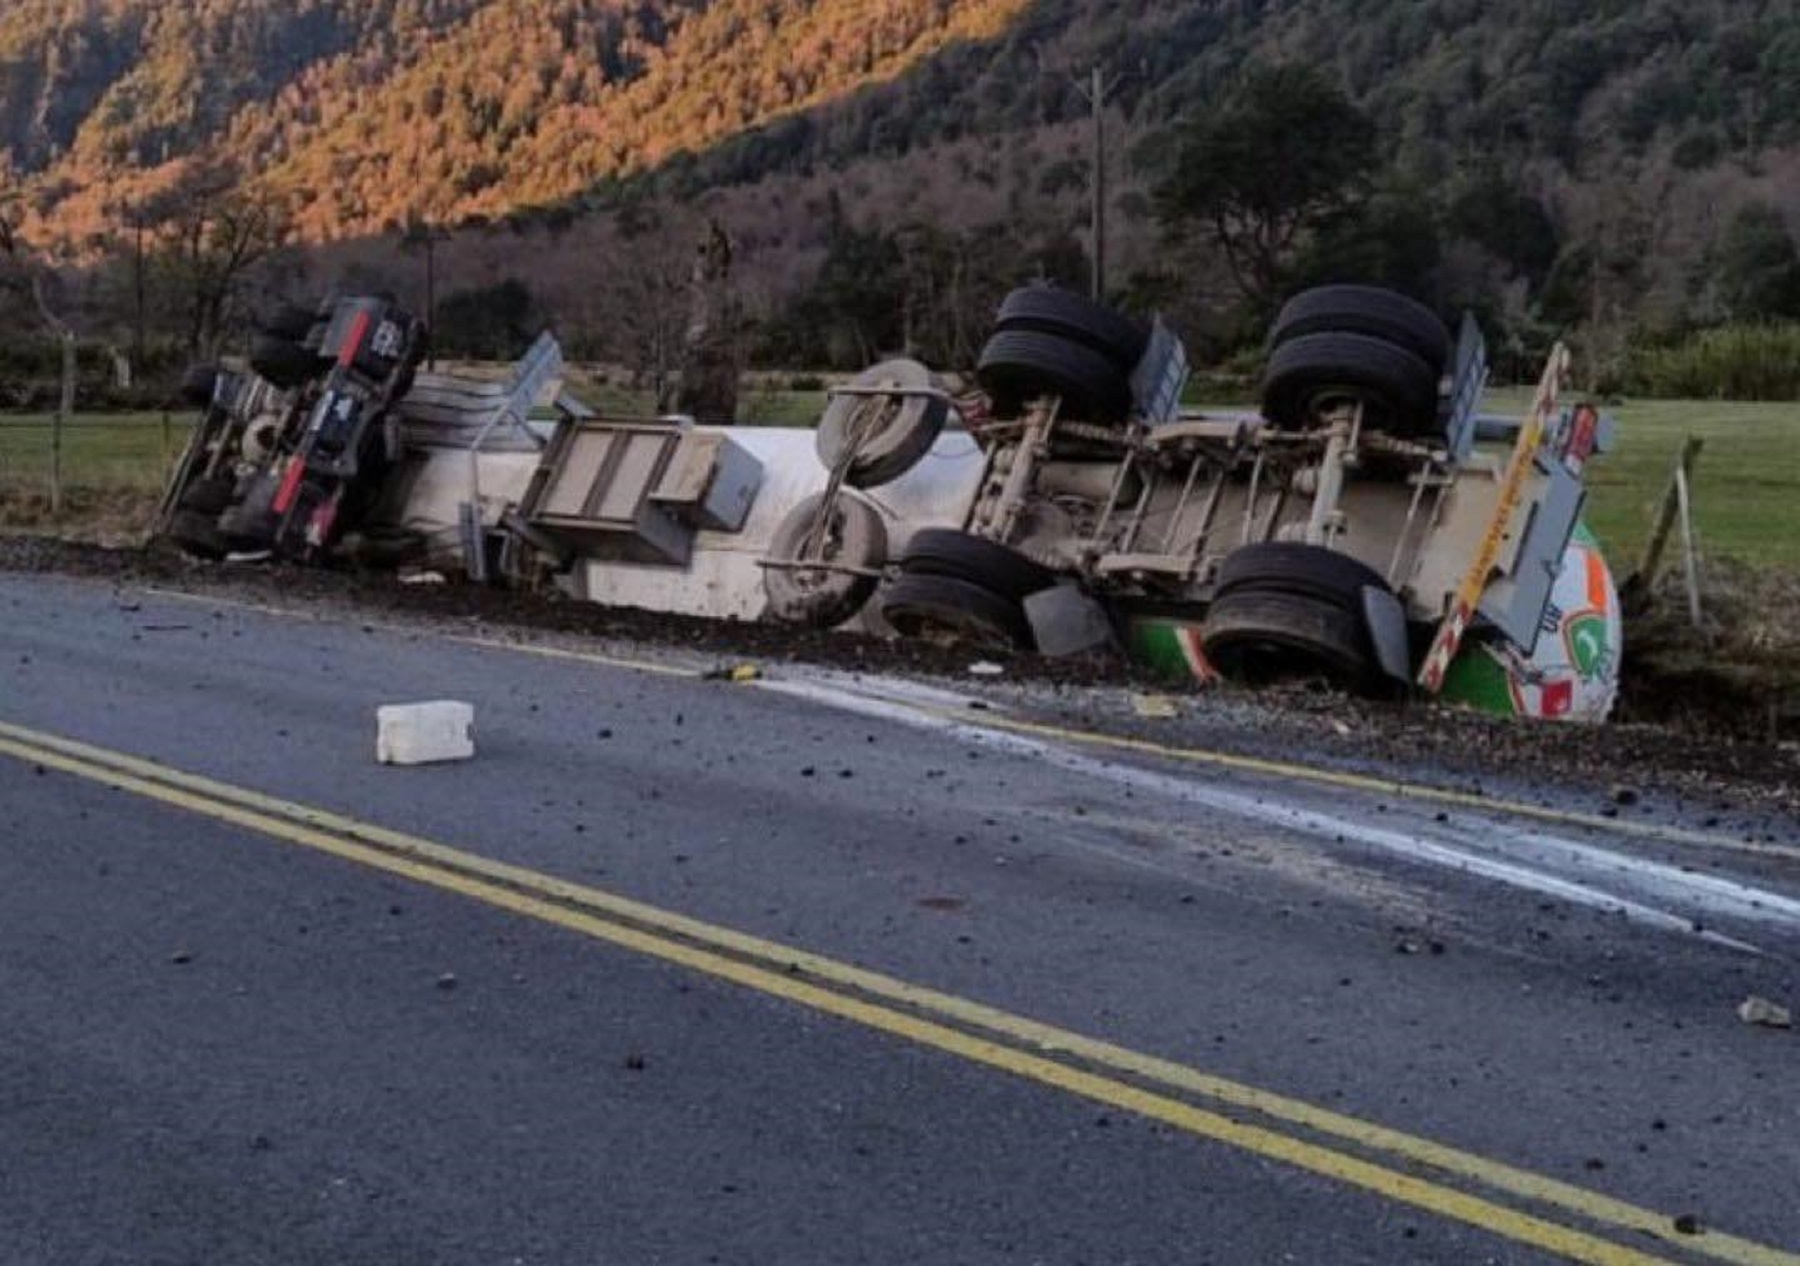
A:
1485,391,1799,569
2,394,1795,567
0,412,188,496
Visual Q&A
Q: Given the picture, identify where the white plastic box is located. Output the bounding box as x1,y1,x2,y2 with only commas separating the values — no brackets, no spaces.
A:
376,701,476,766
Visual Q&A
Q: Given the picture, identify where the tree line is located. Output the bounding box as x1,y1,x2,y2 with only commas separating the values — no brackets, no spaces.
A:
10,58,1800,405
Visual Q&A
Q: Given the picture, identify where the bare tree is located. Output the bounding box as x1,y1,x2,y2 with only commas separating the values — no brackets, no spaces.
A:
585,209,703,409
0,188,77,513
0,196,74,341
149,166,287,357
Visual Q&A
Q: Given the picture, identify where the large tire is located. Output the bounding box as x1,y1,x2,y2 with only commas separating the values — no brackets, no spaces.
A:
879,573,1033,652
1261,331,1440,435
250,336,327,391
763,492,888,628
815,359,947,489
1201,588,1376,687
217,471,283,548
177,475,236,516
260,303,321,342
1270,285,1450,369
344,527,429,569
1213,541,1390,611
178,363,219,407
164,509,228,560
898,529,1058,604
994,286,1149,371
977,329,1133,423
1204,542,1395,688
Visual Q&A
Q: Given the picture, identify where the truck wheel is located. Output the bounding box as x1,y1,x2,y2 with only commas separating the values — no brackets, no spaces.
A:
217,472,282,548
994,286,1149,372
815,359,947,488
1213,541,1390,610
250,336,327,391
177,475,236,516
1201,588,1377,687
977,329,1133,423
1261,331,1439,434
897,529,1058,604
1204,542,1395,688
879,573,1033,652
164,509,228,560
763,492,887,628
260,303,322,343
1270,285,1451,369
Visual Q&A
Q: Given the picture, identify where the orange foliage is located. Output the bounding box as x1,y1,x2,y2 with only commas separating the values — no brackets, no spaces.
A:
4,0,1032,246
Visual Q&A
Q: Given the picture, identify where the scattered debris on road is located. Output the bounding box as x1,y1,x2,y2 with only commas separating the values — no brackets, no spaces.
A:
1129,692,1181,720
11,529,1796,821
1737,996,1793,1029
700,663,762,683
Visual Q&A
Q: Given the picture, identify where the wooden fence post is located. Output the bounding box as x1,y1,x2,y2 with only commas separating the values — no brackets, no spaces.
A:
51,330,74,517
1634,436,1704,589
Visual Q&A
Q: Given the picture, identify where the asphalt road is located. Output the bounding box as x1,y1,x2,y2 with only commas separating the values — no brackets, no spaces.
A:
2,573,1797,1265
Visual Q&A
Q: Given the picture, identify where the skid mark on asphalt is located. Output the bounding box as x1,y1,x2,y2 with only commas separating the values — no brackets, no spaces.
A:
1042,805,1440,923
761,677,1795,956
2,715,1797,1266
32,579,1800,950
137,582,1798,863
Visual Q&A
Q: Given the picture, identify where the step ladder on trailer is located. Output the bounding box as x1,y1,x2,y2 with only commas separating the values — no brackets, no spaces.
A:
392,332,580,581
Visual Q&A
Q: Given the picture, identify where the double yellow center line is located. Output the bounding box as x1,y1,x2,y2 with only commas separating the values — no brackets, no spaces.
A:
0,716,1790,1266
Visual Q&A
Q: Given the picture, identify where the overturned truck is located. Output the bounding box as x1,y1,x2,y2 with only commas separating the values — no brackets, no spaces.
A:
159,286,1621,722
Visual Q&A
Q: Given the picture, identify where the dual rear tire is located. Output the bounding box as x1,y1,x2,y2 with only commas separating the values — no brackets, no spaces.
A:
1201,542,1398,689
1261,286,1451,437
879,529,1060,652
976,287,1147,424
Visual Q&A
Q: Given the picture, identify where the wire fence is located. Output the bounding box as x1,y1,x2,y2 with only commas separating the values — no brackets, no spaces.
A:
0,412,194,501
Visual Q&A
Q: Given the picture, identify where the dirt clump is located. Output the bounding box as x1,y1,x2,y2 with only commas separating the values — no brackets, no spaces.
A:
1619,558,1800,744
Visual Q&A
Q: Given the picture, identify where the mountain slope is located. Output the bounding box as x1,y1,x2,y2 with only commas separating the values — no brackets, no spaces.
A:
5,0,1036,241
11,0,1800,245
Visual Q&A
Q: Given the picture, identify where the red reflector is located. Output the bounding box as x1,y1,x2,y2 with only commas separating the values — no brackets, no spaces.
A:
338,310,372,368
272,457,306,514
307,489,343,548
1541,679,1574,718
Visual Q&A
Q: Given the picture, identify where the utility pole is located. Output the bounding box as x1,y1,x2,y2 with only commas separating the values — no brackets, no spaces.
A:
1073,65,1124,303
424,229,438,369
400,216,451,369
131,203,146,370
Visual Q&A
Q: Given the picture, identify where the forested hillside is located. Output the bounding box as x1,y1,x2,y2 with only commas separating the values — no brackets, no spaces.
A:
6,0,1800,384
1,0,1034,241
8,0,1800,241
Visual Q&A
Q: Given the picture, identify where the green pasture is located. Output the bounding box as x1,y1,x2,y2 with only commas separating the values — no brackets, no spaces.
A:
2,393,1795,568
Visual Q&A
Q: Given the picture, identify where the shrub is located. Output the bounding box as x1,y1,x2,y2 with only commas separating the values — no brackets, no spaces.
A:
1626,324,1800,400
